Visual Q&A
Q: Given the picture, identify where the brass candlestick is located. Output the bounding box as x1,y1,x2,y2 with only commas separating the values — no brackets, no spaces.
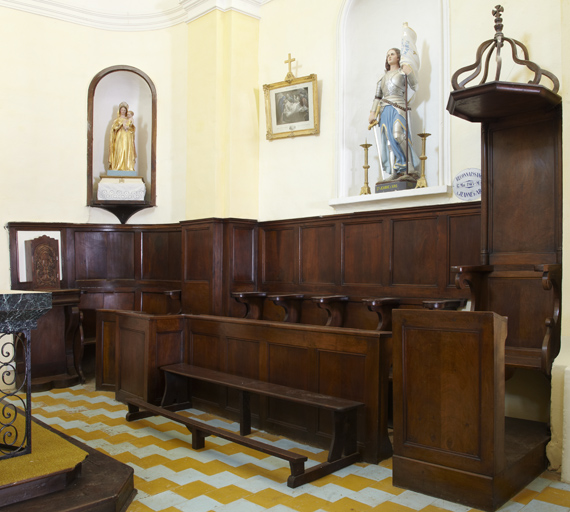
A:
360,141,372,195
415,133,430,189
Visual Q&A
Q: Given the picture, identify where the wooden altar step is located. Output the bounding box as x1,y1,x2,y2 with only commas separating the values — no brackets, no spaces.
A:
1,412,135,512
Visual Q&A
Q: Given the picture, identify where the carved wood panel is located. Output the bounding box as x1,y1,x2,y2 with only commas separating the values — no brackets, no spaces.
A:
447,214,481,287
300,224,336,286
391,216,438,287
75,231,135,280
230,226,256,284
342,220,384,287
261,227,297,285
486,110,561,265
142,230,182,281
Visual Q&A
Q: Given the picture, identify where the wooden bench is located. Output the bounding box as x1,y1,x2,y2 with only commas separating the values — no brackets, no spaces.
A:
125,363,364,488
114,312,392,464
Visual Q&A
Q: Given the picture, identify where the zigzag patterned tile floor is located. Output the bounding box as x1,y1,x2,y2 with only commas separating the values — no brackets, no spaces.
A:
9,383,570,512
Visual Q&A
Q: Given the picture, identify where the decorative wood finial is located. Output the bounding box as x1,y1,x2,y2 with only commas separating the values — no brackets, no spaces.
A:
451,5,559,93
492,5,504,35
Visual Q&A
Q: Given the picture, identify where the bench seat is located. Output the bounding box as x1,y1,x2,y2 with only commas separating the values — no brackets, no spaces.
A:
125,363,364,488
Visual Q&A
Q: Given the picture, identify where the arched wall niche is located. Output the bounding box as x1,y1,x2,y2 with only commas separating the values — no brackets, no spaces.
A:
87,65,157,223
334,0,450,207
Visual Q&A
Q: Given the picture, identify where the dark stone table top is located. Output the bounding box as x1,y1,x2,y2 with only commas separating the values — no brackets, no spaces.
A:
0,291,52,333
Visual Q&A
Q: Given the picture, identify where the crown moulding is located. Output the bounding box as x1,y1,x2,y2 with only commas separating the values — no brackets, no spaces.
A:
0,0,270,31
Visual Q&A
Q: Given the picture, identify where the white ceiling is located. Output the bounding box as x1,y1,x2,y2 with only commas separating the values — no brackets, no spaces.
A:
0,0,268,31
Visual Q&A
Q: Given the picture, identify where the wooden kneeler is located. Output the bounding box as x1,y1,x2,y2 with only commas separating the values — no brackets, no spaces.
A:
392,310,550,512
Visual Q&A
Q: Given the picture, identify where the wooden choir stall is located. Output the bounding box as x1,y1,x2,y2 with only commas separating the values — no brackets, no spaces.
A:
392,8,562,511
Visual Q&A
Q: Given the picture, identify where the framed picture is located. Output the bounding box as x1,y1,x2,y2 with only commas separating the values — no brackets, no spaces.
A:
263,74,319,140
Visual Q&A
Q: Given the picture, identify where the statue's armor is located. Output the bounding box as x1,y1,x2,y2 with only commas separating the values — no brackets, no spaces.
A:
370,69,418,115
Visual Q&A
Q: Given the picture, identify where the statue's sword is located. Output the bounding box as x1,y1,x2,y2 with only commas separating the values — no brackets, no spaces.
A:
368,107,390,181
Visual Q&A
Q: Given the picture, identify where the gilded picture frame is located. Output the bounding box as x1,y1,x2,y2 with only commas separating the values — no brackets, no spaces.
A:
263,74,319,140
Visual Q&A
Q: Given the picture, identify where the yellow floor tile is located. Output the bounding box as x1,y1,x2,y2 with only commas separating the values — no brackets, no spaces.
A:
224,462,289,484
321,496,374,511
133,477,181,496
307,473,343,487
287,493,333,512
371,477,406,496
510,487,539,505
202,484,252,504
335,474,379,492
173,480,217,500
372,501,416,511
132,454,176,469
162,456,203,472
246,488,293,508
535,486,570,507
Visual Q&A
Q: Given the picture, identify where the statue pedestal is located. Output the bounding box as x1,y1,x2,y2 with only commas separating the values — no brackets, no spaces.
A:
375,180,416,193
97,176,146,201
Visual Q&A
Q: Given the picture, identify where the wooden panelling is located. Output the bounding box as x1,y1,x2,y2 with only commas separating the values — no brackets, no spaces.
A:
300,224,336,285
190,333,222,370
261,227,297,285
393,310,505,475
317,351,365,403
226,337,260,378
142,230,182,281
8,203,480,325
231,226,256,284
116,321,146,399
75,231,135,280
96,310,118,390
447,214,481,286
342,220,384,286
267,344,310,389
184,226,214,281
181,219,223,315
485,276,552,350
115,313,185,405
80,292,135,339
256,203,480,303
489,118,559,264
391,216,438,287
140,290,178,315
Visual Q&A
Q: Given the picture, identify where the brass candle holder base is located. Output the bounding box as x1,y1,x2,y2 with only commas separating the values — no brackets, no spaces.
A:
415,133,430,189
360,142,372,195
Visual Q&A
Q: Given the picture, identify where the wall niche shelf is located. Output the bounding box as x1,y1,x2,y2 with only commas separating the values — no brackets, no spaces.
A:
87,65,157,224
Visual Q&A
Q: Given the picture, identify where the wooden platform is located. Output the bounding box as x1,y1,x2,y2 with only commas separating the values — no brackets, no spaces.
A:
1,415,135,512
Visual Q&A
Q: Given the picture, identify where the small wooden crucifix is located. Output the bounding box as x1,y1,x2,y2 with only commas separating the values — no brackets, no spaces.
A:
284,53,296,81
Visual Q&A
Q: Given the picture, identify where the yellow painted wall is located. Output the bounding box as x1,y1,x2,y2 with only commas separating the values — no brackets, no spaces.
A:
258,0,343,221
0,6,189,289
185,10,259,220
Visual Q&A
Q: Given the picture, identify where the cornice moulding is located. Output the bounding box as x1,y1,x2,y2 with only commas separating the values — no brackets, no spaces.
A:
179,0,265,23
0,0,270,31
